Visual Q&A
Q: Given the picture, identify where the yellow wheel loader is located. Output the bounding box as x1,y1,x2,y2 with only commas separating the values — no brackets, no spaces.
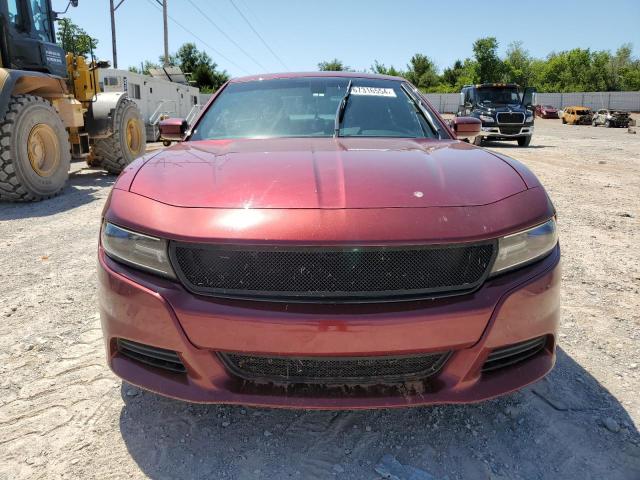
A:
0,0,145,201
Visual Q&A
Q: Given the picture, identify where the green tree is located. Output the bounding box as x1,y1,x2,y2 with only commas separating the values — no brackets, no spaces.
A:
130,43,229,92
318,59,350,71
56,18,98,56
504,41,534,86
370,60,403,77
405,54,440,90
472,37,504,83
442,60,464,87
165,43,230,91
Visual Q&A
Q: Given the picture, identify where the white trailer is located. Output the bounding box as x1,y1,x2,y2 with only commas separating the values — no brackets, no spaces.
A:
97,69,201,141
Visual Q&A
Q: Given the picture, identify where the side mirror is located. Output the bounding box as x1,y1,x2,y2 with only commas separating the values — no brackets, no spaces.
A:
159,118,188,143
522,87,537,109
451,117,481,139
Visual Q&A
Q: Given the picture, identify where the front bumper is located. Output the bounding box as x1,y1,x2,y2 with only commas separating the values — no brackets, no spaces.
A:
478,125,534,139
98,241,560,409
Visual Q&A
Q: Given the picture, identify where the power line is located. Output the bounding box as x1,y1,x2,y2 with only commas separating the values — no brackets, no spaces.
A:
185,0,267,72
143,0,250,75
228,0,289,71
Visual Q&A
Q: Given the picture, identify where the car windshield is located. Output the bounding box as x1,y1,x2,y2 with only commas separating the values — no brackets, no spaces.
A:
544,105,555,109
190,77,438,140
576,109,590,115
476,88,521,105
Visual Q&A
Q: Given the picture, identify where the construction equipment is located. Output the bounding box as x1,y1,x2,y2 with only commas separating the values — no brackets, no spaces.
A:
0,0,146,201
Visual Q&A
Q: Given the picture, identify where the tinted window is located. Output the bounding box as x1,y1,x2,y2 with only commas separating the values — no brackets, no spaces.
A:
30,0,52,42
130,83,141,99
476,88,520,105
7,0,21,25
191,77,438,140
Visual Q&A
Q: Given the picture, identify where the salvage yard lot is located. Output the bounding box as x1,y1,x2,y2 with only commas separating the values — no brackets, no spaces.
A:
1,118,639,479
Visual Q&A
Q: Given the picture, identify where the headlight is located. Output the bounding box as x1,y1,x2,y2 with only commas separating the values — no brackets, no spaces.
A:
101,222,176,278
490,218,558,275
479,115,494,123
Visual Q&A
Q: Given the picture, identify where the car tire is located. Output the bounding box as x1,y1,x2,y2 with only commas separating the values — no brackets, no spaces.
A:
605,120,611,128
517,136,532,147
562,117,566,124
592,119,597,127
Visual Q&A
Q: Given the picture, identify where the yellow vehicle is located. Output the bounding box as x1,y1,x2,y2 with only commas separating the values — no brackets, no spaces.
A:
0,0,145,201
561,106,593,125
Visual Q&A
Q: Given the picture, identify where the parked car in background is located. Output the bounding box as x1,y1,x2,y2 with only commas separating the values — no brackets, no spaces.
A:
535,105,559,119
591,109,631,128
98,72,560,409
561,106,592,125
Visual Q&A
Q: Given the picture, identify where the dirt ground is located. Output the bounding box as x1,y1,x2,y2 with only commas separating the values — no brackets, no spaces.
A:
1,118,639,480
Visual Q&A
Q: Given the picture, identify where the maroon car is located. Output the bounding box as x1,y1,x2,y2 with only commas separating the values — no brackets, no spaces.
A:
535,105,559,119
98,72,560,409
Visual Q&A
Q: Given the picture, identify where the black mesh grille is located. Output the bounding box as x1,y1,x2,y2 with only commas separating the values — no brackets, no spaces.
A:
497,112,525,124
499,126,523,135
170,243,495,302
219,352,449,384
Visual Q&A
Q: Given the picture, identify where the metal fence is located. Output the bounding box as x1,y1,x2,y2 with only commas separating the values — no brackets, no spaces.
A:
200,91,640,114
422,91,640,113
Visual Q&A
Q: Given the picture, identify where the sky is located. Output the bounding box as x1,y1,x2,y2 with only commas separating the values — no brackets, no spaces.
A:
52,0,640,78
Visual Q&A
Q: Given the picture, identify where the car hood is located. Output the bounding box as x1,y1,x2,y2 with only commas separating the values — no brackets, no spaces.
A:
130,137,527,209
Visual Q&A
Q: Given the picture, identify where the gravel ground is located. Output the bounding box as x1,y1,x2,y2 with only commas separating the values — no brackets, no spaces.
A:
1,118,639,480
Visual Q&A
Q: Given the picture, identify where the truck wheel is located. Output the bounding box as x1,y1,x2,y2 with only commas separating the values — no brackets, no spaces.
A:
92,98,146,174
517,136,532,147
0,95,70,201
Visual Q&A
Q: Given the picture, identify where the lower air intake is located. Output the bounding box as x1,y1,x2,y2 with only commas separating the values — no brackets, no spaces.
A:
117,338,186,373
218,351,450,384
482,336,547,373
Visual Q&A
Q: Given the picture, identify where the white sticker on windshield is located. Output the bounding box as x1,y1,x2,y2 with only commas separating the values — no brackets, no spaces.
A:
350,86,397,97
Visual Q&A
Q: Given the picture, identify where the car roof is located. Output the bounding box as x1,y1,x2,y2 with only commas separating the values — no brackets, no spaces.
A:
230,71,406,83
566,106,590,109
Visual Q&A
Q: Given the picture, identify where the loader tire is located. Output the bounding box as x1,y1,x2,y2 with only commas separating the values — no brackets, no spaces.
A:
0,95,70,202
92,98,146,174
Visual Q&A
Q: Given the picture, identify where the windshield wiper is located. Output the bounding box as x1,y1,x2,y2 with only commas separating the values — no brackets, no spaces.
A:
334,79,353,137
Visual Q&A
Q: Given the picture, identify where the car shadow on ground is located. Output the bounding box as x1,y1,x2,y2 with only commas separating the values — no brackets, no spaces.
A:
0,168,114,221
118,348,640,480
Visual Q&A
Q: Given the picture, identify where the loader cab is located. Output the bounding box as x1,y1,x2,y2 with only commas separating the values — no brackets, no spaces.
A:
0,0,66,77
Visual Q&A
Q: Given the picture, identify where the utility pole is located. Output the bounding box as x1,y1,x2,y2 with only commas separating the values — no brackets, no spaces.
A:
109,0,117,68
109,0,127,69
110,0,168,69
162,0,169,66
